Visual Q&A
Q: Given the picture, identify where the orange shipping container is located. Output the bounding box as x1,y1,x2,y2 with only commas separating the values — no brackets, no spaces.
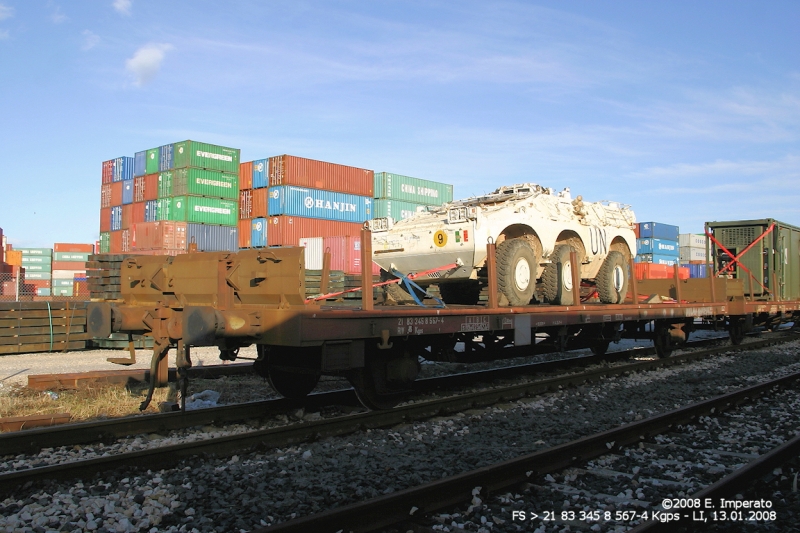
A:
100,207,111,232
269,155,374,197
121,204,133,230
52,261,87,270
5,250,22,266
110,230,123,253
132,202,146,224
239,189,252,219
252,188,268,218
634,263,689,281
110,181,123,206
132,221,187,251
122,229,131,252
239,161,253,191
144,173,159,201
238,219,251,249
266,216,363,246
134,176,146,202
101,184,112,208
54,243,94,253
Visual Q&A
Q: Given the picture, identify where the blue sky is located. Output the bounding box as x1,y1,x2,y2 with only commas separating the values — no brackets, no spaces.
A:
0,1,798,247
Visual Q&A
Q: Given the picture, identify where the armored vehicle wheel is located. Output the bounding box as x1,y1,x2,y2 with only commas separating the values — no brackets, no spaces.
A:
439,280,482,305
542,244,576,305
496,238,538,306
255,345,321,399
596,251,629,304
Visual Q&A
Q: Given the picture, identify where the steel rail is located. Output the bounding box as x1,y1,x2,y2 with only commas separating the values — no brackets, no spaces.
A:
0,334,793,498
0,333,743,455
250,373,800,533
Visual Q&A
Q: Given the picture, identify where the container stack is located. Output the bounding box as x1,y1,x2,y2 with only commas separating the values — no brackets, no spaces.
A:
18,248,52,296
634,222,688,280
52,244,92,297
679,233,709,278
99,156,134,253
372,172,454,221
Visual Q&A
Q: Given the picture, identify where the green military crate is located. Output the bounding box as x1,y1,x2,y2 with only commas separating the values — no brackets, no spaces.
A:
706,218,800,301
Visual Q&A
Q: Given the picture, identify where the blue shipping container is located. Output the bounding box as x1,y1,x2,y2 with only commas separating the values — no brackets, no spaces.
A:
187,224,238,252
113,157,134,182
252,159,269,189
122,180,134,205
636,238,679,255
111,206,122,231
638,222,679,240
160,144,174,171
268,186,372,223
251,218,267,248
144,200,159,222
636,253,679,266
134,150,147,177
684,263,707,278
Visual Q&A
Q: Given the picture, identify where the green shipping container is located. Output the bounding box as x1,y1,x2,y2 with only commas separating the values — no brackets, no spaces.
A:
20,263,52,272
707,218,800,301
100,232,110,253
18,248,52,256
158,168,238,200
54,252,91,262
25,271,51,280
171,140,240,174
157,196,238,226
21,255,52,264
373,172,454,206
373,199,431,221
146,147,160,174
53,286,74,297
53,279,76,288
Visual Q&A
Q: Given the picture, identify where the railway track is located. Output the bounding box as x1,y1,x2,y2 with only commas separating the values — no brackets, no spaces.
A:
1,333,794,499
254,371,800,533
0,332,749,457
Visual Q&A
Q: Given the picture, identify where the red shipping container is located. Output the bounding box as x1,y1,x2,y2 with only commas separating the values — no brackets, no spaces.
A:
25,279,51,289
252,188,268,218
144,173,159,201
238,219,251,249
266,216,363,247
110,181,123,206
134,176,146,202
52,261,87,270
110,230,123,253
132,221,188,251
121,204,133,230
634,263,689,281
239,189,253,219
323,235,381,275
269,155,374,197
100,207,111,232
54,243,94,253
102,160,114,184
132,202,146,224
74,280,90,297
101,184,112,208
122,229,131,252
239,161,253,191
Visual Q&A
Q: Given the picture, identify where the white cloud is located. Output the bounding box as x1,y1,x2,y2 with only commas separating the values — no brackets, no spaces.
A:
0,3,13,20
49,3,67,24
0,29,8,40
113,0,132,16
126,43,172,86
82,30,99,51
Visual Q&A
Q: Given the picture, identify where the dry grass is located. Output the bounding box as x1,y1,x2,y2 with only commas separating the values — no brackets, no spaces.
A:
0,375,273,422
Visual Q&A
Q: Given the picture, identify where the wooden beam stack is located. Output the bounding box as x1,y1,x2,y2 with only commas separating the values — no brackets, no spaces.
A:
0,301,90,355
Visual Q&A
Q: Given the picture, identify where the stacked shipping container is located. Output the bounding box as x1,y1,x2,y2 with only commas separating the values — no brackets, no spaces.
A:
372,172,454,221
52,243,91,297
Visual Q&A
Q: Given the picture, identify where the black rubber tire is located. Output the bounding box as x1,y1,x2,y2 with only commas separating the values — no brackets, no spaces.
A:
496,239,538,306
439,280,482,305
542,244,576,305
596,251,629,304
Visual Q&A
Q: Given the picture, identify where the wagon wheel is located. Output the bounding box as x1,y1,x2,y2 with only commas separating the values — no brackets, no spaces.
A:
542,244,576,305
255,345,321,399
346,344,418,410
728,322,746,345
653,323,673,358
590,339,611,355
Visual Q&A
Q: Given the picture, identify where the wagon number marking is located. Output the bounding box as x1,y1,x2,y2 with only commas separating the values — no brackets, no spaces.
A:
433,230,447,247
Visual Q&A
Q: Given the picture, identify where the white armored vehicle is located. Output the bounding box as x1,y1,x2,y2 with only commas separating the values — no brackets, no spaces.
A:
369,183,637,306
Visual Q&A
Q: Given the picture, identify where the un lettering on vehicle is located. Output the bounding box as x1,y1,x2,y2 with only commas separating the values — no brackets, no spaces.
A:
589,226,608,256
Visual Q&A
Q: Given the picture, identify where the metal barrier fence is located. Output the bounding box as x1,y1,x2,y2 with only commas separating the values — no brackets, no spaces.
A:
0,272,89,302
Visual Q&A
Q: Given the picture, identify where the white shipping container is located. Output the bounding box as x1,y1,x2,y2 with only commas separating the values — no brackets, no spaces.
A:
679,233,707,248
51,269,86,279
298,237,324,270
680,246,709,262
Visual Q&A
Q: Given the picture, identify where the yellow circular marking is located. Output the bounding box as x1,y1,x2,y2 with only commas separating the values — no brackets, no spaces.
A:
433,230,447,247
